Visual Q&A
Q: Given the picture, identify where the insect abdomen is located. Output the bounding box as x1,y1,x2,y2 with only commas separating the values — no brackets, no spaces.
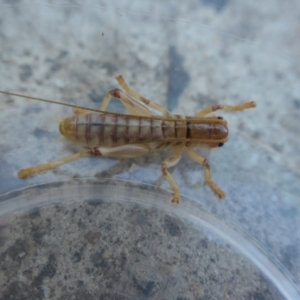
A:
59,113,186,148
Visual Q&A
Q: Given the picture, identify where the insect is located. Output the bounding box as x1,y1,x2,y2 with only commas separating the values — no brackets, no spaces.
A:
0,75,256,203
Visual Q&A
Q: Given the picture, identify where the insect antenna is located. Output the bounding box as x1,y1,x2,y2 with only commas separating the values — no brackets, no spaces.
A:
0,90,104,113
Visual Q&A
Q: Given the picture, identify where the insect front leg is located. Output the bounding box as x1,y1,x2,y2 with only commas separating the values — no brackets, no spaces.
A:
115,75,174,118
161,146,183,204
195,101,256,117
185,147,225,199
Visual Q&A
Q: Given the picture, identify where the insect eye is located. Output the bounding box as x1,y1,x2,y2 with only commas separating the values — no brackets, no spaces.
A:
218,142,224,147
217,116,223,119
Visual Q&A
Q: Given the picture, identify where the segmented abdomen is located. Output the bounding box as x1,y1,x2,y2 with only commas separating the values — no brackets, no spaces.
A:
59,113,186,148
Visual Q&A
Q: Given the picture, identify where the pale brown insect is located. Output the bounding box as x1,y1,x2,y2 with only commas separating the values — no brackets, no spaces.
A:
0,75,256,203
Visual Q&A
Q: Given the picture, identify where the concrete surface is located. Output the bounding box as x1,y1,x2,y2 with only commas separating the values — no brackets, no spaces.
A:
0,0,300,299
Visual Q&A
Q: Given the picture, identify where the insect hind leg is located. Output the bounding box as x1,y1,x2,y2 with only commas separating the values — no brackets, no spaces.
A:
18,145,150,179
18,150,92,179
100,88,153,117
115,75,174,118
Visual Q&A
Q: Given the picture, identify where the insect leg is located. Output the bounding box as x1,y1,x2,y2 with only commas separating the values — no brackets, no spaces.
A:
73,107,92,114
94,144,150,158
115,75,174,118
73,89,154,117
161,146,183,204
99,89,153,117
18,150,92,179
194,101,256,117
18,145,150,179
185,147,225,199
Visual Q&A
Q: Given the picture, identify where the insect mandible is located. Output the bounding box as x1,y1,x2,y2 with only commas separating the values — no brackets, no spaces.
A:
0,75,256,203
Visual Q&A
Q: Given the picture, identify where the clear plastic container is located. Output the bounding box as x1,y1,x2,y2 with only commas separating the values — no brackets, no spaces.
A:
0,179,298,299
0,1,300,299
